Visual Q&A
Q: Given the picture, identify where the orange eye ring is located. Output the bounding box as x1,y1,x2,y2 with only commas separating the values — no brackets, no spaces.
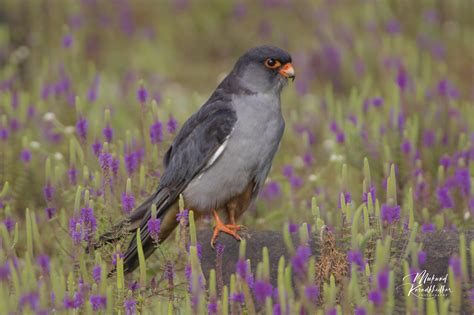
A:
264,58,281,69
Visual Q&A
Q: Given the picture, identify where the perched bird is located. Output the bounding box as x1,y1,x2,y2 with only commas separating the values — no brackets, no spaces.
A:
98,45,295,273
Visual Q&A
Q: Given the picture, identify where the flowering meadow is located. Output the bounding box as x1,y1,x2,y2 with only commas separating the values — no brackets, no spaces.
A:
0,0,473,314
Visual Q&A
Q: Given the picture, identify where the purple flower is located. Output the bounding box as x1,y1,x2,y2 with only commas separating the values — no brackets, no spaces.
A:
76,117,88,142
289,175,303,189
62,34,73,48
148,218,161,243
124,298,137,315
92,265,101,283
418,250,427,265
362,186,376,206
230,292,244,303
449,256,462,279
124,151,138,175
103,124,113,143
304,285,319,304
437,186,453,209
208,301,218,314
137,86,147,103
288,223,298,234
112,251,124,266
80,207,97,241
36,254,50,275
92,141,103,157
347,250,364,268
326,308,337,315
372,97,384,107
176,209,189,224
235,259,248,279
43,182,55,202
99,151,112,173
68,167,77,185
338,191,352,208
45,207,56,219
336,131,345,143
401,139,411,154
368,290,382,306
0,262,9,281
63,296,76,309
69,217,83,246
455,168,471,196
421,223,435,233
121,192,135,214
292,246,311,277
20,149,31,163
386,19,401,34
355,306,367,315
167,115,178,133
282,165,293,178
149,120,163,144
261,181,281,201
380,204,400,224
19,292,40,311
253,280,273,303
377,269,389,290
90,295,106,311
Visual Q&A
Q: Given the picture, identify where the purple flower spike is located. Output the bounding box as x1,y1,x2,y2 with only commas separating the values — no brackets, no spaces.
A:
380,204,400,224
401,139,411,154
148,218,161,243
437,186,453,209
45,207,56,219
92,265,101,283
121,192,135,214
62,34,73,48
20,149,31,163
304,285,319,304
368,290,382,306
76,117,88,142
230,292,244,303
149,120,163,144
347,250,364,268
377,269,390,290
103,124,113,143
124,298,137,315
455,168,471,196
292,246,311,277
421,223,435,233
355,306,367,315
90,295,106,311
253,280,273,303
92,141,103,157
449,256,462,279
36,255,50,275
167,115,178,133
137,86,148,103
261,181,281,201
43,182,55,203
418,250,427,265
235,259,248,279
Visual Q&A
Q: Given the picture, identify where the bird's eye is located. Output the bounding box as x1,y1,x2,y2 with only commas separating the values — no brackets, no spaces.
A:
264,58,281,69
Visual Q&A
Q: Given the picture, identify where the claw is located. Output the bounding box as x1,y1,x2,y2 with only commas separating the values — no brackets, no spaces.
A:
211,210,242,248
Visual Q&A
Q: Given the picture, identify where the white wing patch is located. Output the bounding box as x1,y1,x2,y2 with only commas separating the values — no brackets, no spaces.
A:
197,134,231,180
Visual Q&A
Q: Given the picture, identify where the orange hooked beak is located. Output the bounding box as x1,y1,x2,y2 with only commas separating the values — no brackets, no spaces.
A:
279,63,295,81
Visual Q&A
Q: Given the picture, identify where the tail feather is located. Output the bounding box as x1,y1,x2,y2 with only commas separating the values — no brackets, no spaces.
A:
121,188,180,273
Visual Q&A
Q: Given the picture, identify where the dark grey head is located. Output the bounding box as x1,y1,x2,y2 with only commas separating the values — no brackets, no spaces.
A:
227,45,295,94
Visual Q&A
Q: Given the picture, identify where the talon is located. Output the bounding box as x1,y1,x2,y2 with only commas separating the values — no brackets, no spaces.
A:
211,210,242,248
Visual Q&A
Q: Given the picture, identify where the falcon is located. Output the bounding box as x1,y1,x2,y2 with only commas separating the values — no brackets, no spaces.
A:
98,45,295,273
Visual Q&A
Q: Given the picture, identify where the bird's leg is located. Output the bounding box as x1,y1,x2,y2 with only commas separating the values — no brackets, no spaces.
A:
211,209,242,248
225,204,241,231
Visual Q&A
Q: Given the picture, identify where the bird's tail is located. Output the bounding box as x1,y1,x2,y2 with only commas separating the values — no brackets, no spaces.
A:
96,188,180,274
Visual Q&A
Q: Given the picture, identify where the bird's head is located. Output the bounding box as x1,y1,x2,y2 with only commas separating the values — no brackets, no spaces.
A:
232,45,295,94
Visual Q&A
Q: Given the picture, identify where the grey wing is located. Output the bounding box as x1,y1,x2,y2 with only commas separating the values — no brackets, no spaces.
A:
121,99,237,269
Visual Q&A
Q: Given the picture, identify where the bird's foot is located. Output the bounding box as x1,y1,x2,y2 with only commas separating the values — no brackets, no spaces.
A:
211,210,242,248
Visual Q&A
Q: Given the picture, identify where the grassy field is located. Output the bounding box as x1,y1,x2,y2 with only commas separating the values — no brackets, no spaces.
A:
0,0,473,314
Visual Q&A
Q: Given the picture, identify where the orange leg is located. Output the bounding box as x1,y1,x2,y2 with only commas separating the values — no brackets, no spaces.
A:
211,209,242,248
